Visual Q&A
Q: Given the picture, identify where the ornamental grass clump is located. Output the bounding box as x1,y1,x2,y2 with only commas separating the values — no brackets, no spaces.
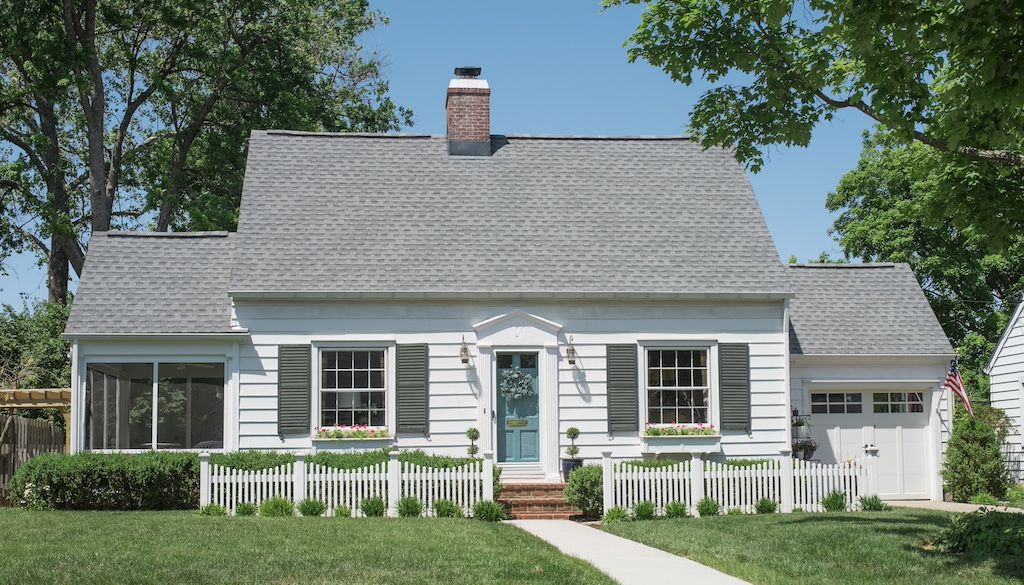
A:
632,500,656,520
360,496,386,517
433,499,464,518
198,504,227,516
603,506,631,523
754,498,778,514
334,505,352,518
234,502,258,516
472,500,506,522
297,498,327,517
696,497,720,517
397,496,423,518
259,497,294,517
664,501,689,518
858,495,890,512
969,492,1000,506
821,490,847,512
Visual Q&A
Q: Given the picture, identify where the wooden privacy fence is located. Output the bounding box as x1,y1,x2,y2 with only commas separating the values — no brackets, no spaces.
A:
201,450,494,516
0,414,65,501
602,448,877,516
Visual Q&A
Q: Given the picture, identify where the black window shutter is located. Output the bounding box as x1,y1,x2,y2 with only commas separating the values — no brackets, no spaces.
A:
607,344,639,432
278,345,311,436
719,343,751,432
396,344,429,434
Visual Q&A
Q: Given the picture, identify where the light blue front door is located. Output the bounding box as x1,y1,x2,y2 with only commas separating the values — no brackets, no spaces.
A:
497,352,539,463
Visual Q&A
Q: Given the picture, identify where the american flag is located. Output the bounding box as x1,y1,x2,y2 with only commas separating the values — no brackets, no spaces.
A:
944,357,973,416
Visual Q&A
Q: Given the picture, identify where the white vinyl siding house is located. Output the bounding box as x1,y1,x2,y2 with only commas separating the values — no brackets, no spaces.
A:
986,301,1024,480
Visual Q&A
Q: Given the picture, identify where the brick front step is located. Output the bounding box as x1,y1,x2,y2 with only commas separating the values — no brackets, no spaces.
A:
509,511,579,520
499,482,579,519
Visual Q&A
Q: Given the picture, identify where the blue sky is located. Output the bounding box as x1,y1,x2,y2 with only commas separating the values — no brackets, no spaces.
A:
0,0,874,307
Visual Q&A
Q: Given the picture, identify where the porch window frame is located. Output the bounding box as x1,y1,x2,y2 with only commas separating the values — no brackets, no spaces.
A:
312,342,396,434
638,341,719,430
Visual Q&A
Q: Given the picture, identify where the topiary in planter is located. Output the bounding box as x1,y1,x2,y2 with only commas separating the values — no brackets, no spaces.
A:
466,428,480,457
563,465,603,518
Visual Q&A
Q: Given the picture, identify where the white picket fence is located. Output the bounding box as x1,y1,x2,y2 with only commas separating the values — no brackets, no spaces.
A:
602,448,877,516
201,450,493,516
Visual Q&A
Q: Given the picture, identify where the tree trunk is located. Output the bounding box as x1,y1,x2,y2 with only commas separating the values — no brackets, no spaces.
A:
47,239,69,304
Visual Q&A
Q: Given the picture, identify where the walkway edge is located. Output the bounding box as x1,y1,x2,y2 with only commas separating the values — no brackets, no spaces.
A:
508,519,751,585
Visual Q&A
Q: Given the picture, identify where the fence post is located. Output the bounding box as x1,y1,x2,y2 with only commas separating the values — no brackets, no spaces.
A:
601,450,613,515
387,449,401,517
199,452,211,507
864,446,880,496
482,450,495,502
779,449,794,513
690,452,705,516
294,451,307,503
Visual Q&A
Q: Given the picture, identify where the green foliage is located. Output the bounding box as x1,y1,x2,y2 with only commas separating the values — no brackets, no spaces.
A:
564,465,603,518
858,495,890,512
937,509,1024,556
210,451,295,470
1006,485,1024,508
821,491,847,512
0,301,71,427
198,504,227,516
621,459,679,469
334,505,352,518
258,497,294,517
723,458,770,468
727,507,743,516
466,427,480,456
433,499,464,518
472,500,506,522
234,502,258,517
9,451,199,510
565,426,581,458
603,506,631,523
397,496,423,518
755,498,778,514
360,496,386,518
942,413,1009,501
665,501,689,518
297,499,327,517
696,497,720,517
969,492,1001,506
633,500,656,521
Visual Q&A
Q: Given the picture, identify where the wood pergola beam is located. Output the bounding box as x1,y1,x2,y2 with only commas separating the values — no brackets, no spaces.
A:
0,388,72,453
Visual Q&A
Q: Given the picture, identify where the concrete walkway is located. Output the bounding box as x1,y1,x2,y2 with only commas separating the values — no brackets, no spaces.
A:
509,520,750,585
890,499,1024,514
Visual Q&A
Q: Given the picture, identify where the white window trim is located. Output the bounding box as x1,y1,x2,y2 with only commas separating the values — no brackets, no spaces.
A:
638,341,719,431
81,357,228,452
311,341,397,435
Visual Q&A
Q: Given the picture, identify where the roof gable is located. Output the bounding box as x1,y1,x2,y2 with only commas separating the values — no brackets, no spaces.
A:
986,300,1024,373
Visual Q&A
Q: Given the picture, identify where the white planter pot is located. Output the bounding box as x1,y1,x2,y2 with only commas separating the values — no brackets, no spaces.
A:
640,434,722,455
311,437,394,453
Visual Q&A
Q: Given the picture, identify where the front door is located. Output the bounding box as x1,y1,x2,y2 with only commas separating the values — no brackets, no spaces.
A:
496,352,539,463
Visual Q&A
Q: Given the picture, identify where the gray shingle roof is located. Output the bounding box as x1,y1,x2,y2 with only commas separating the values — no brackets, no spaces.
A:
229,132,789,296
65,232,239,334
787,263,953,355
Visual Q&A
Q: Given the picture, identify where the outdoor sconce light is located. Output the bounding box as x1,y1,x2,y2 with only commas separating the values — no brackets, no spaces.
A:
566,336,577,366
459,336,470,365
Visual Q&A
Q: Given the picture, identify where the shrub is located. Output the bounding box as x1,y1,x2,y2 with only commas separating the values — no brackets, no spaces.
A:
298,498,327,517
792,507,805,513
210,451,294,470
937,509,1024,555
603,506,631,523
621,459,679,469
633,500,656,520
664,501,689,518
696,497,720,517
234,502,258,516
755,498,778,514
360,496,386,517
942,413,1009,501
821,490,847,512
565,427,580,458
8,451,199,510
334,505,352,518
198,504,227,516
397,496,423,518
259,497,294,517
727,507,743,516
472,500,506,522
433,499,464,518
858,495,890,512
1007,484,1024,508
723,458,770,468
563,465,603,518
969,492,1001,506
466,428,480,457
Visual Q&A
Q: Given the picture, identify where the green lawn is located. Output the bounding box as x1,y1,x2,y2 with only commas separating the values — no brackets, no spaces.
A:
0,508,613,585
604,509,1024,585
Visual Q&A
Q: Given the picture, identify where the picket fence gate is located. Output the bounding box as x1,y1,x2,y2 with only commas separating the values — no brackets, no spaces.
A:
602,447,878,516
0,414,65,502
201,450,493,517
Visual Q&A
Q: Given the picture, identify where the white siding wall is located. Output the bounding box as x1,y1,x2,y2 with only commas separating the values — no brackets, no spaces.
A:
990,307,1024,470
232,300,790,462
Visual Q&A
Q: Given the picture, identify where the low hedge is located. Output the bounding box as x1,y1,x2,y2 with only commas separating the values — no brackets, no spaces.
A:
937,508,1024,556
9,451,199,510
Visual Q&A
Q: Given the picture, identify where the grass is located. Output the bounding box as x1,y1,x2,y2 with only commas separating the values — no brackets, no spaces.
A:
603,509,1024,584
0,508,613,585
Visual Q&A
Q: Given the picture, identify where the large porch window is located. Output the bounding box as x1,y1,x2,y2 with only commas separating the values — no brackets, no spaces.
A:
84,362,225,450
320,349,387,427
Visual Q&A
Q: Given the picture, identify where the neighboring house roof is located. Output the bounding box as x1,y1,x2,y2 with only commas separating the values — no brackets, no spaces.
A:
65,232,239,335
228,132,790,298
787,263,954,356
985,300,1024,373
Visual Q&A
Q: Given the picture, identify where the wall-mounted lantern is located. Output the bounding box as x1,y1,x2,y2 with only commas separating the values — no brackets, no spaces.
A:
566,336,577,366
459,336,470,365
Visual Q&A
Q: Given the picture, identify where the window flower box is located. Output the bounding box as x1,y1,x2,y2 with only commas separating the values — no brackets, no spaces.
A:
641,424,721,454
312,426,393,452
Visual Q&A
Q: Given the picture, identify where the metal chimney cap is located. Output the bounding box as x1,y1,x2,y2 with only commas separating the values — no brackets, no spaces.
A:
454,66,481,78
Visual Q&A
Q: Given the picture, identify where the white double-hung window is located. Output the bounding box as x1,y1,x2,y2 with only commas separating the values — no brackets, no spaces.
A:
320,349,387,427
645,348,710,425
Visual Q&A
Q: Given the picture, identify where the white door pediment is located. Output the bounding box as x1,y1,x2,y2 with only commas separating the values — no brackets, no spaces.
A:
473,310,563,347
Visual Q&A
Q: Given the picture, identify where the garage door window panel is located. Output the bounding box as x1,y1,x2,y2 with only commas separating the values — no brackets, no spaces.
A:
810,392,862,414
873,392,924,413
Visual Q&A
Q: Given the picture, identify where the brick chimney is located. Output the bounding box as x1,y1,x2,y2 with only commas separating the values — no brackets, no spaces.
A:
446,67,490,156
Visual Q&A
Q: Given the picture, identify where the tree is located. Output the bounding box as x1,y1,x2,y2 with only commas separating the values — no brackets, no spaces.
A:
828,131,1024,397
610,0,1024,233
0,0,411,301
0,300,71,427
942,405,1009,501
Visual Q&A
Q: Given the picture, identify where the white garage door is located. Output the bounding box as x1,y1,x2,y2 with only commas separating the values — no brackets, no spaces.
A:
809,391,931,500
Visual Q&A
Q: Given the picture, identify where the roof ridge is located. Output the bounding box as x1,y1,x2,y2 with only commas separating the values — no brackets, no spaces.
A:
258,130,693,141
788,263,898,269
106,230,231,238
